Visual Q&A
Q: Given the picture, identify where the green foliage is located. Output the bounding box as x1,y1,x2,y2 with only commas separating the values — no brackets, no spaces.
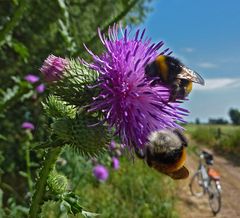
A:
229,108,240,125
187,124,240,155
77,158,178,218
0,0,153,85
57,149,93,190
0,76,34,113
41,157,178,218
41,199,99,218
208,118,228,125
195,118,200,125
188,125,217,146
0,0,28,47
0,194,29,218
218,128,240,151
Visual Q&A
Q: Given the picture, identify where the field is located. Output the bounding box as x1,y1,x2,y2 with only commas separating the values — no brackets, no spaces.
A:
185,124,240,157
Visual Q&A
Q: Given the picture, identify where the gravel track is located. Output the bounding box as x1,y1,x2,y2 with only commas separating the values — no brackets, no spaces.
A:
176,147,240,218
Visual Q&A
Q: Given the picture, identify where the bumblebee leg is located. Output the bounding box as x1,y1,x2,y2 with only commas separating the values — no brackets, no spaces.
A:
173,129,188,147
169,81,180,102
145,147,153,167
134,147,145,159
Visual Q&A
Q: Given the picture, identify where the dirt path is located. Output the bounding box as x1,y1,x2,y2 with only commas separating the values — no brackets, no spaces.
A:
176,148,240,218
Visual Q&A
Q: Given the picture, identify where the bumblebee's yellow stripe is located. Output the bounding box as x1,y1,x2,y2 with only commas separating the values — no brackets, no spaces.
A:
172,147,187,171
156,55,168,81
186,81,193,94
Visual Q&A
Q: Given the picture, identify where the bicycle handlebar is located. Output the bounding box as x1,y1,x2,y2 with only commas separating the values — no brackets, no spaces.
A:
197,150,214,165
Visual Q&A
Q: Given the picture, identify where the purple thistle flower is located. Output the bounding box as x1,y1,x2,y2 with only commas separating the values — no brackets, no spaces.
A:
109,140,116,150
85,24,188,149
93,165,109,182
112,157,120,170
40,54,68,82
120,144,126,149
36,83,45,93
24,74,39,83
21,122,35,131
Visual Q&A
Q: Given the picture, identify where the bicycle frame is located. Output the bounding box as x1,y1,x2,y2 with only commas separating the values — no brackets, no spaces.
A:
197,153,217,194
190,151,222,215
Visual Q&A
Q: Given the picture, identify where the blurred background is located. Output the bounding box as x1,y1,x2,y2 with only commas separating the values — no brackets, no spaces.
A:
0,0,240,217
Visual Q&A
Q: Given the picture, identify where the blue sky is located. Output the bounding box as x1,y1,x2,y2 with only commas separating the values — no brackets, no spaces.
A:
140,0,240,122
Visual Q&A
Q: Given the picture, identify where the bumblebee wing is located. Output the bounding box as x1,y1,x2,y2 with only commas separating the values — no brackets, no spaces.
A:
177,66,205,85
166,166,189,180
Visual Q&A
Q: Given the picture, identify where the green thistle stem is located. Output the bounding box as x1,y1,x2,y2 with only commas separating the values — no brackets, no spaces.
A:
26,130,33,193
26,140,33,193
29,146,62,218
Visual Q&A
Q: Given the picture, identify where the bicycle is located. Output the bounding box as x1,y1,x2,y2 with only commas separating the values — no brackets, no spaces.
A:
189,150,222,215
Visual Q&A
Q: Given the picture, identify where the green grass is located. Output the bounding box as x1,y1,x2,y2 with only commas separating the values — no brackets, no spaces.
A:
41,157,179,218
186,124,240,133
186,124,240,155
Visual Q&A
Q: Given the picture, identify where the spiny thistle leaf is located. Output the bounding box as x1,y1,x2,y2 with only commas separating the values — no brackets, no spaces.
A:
82,210,100,217
40,200,64,218
42,95,76,119
51,112,110,157
51,59,99,108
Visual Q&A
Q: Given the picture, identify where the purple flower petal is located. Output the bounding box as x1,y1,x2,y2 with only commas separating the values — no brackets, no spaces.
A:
112,157,120,170
109,140,116,150
36,84,45,93
24,74,39,83
93,165,109,182
85,24,188,149
21,122,35,130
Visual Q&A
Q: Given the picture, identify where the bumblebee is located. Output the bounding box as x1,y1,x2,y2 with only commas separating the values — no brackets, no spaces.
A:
135,129,189,180
145,55,205,101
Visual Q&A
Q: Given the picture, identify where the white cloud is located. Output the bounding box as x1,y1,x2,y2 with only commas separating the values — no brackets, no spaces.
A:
182,47,194,53
193,78,240,90
198,62,218,69
219,57,240,64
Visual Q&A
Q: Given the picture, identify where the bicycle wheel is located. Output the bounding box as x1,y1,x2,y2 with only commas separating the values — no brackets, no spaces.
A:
208,180,221,215
190,171,204,197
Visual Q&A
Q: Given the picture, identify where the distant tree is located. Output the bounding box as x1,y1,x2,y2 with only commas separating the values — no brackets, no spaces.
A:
229,108,240,125
195,118,200,125
208,118,228,125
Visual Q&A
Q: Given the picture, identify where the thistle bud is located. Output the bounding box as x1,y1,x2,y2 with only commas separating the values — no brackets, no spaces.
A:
40,55,68,82
51,112,109,157
47,170,68,194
